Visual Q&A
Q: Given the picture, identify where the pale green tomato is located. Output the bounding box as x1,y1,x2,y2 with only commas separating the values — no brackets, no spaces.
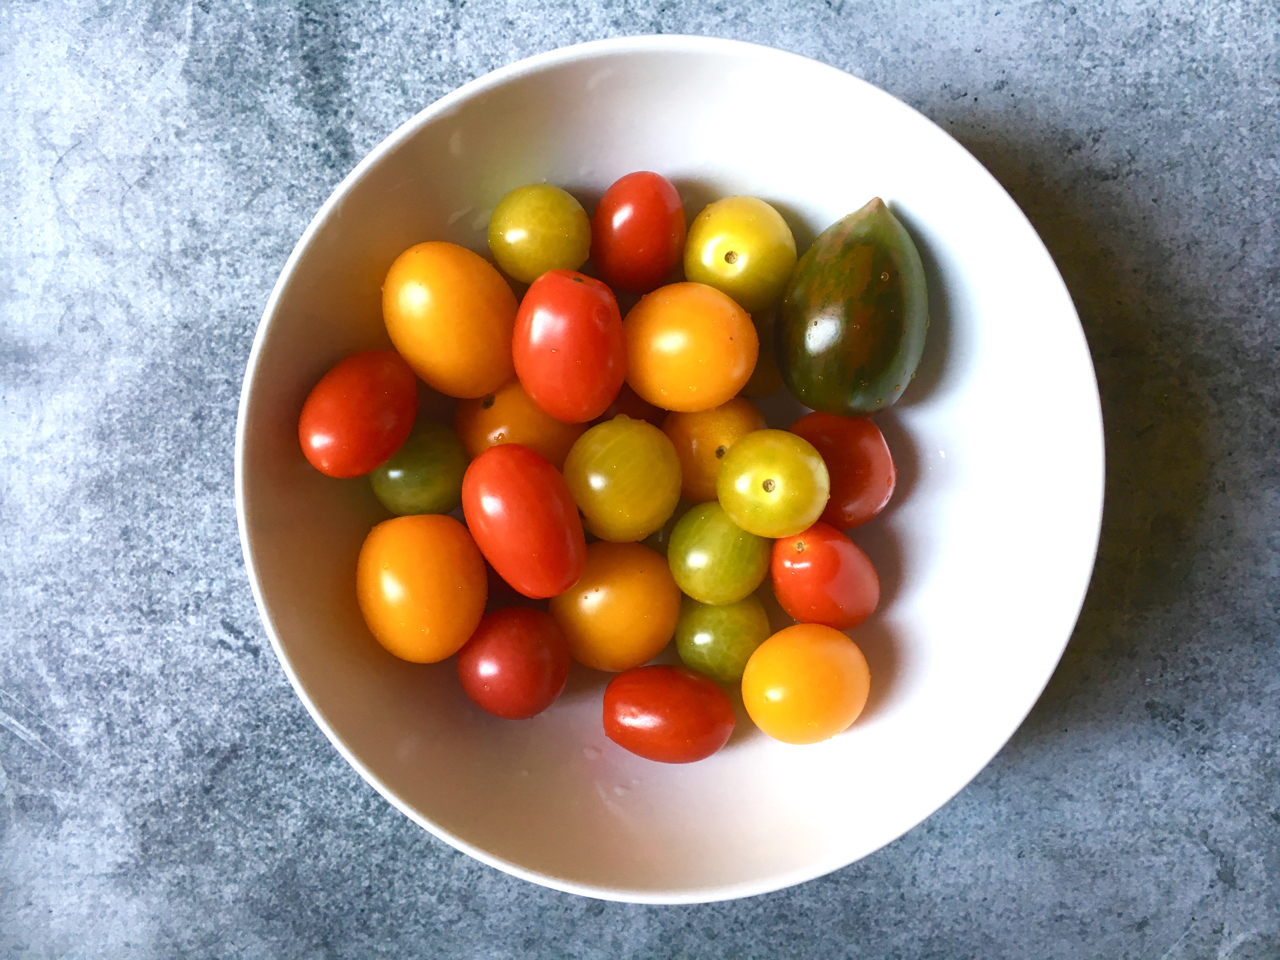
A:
667,501,770,605
675,594,771,684
488,184,591,283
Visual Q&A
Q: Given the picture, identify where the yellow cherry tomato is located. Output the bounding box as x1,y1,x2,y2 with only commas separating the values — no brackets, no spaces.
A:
623,282,758,413
454,378,586,470
741,624,871,744
382,241,516,399
487,183,591,283
662,398,767,502
684,196,797,314
356,514,487,663
549,541,681,672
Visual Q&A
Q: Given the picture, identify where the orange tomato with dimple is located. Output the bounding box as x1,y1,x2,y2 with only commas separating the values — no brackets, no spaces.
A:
382,241,517,399
356,514,487,663
662,398,767,502
454,379,586,470
549,541,681,672
741,624,871,744
623,282,758,412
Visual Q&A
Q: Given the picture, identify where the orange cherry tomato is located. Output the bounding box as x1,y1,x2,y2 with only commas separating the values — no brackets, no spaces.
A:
548,541,681,672
741,624,871,744
454,378,586,470
382,241,517,399
662,398,767,502
355,514,487,663
623,282,758,412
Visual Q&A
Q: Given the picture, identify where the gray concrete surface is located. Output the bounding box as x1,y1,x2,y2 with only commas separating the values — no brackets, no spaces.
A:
2,1,1278,957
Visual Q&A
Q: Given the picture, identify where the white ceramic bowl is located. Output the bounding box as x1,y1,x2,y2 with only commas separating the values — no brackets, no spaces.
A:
235,36,1103,903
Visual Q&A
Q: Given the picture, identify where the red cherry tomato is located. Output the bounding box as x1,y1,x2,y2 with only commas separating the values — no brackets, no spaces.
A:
771,521,880,630
789,412,896,529
298,351,417,478
593,382,666,427
591,172,686,293
461,444,586,599
603,665,735,764
456,608,571,719
513,270,625,423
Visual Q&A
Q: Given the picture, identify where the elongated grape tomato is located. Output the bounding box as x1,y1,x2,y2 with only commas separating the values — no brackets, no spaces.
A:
603,665,735,763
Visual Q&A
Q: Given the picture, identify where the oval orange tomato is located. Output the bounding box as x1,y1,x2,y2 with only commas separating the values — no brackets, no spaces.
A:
623,282,758,412
382,241,517,399
355,514,487,663
454,378,586,470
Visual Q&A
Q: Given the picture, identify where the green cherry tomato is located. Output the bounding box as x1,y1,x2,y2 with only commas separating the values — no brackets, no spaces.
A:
369,421,468,515
488,183,591,283
667,501,770,605
716,429,830,538
563,415,682,542
675,594,771,684
683,197,797,314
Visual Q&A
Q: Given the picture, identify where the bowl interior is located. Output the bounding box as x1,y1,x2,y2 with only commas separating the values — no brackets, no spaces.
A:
236,37,1103,903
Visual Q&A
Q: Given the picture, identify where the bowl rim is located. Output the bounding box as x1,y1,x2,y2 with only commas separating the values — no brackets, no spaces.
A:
234,33,1104,904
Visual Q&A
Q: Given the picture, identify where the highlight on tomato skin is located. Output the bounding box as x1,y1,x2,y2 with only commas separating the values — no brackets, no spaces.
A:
461,443,587,599
602,665,736,764
298,350,418,478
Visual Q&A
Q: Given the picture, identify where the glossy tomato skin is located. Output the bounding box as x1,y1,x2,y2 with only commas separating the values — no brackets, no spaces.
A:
675,594,771,685
513,270,625,423
662,398,767,502
454,378,585,470
591,172,686,293
684,196,798,315
549,541,681,672
742,624,871,744
356,515,487,663
603,665,735,763
369,421,468,515
789,412,896,529
456,608,571,719
624,282,758,413
716,429,830,538
667,502,770,606
299,351,418,479
382,241,517,399
771,522,880,629
461,444,586,599
594,382,666,428
488,184,592,283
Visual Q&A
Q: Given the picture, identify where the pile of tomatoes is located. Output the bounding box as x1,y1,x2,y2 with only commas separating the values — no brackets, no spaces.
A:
298,172,898,764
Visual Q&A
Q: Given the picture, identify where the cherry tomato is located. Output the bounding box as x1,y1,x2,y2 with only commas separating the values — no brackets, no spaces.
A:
662,398,767,502
562,416,682,542
298,351,417,479
594,382,665,428
356,514,487,663
623,282,758,413
742,624,871,744
369,421,468,515
454,378,586,470
513,270,625,423
789,412,897,528
548,541,681,672
382,242,516,399
667,502,770,605
684,196,797,314
456,608,570,719
772,522,880,629
717,429,830,538
603,665,735,763
590,171,686,293
739,312,785,398
461,444,586,599
487,183,591,283
675,594,770,685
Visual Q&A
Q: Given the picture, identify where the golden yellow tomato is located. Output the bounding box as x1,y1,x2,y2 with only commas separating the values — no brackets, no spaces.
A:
382,242,516,399
684,196,797,314
662,398,767,502
741,624,870,744
356,514,487,663
549,541,681,672
454,378,586,470
623,282,758,413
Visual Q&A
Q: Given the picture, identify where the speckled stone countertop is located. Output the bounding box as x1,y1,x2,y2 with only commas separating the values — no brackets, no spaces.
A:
2,2,1277,957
